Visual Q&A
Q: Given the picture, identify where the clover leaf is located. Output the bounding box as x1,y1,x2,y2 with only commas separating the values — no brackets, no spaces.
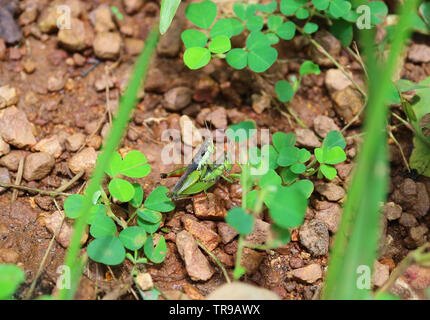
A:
87,236,126,266
185,0,217,29
181,29,209,48
226,207,255,235
144,186,175,212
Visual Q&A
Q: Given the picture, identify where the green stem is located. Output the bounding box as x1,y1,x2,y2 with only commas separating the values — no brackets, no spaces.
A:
298,26,368,100
100,188,128,229
58,27,159,300
196,240,231,284
233,236,245,280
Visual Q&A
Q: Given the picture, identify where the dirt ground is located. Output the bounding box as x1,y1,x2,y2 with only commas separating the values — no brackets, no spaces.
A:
0,0,430,300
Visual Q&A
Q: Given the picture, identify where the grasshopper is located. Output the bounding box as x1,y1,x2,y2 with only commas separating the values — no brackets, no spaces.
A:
161,137,236,199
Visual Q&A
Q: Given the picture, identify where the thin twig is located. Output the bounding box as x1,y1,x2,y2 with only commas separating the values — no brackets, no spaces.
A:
0,170,85,198
388,126,410,172
24,199,65,299
376,244,430,295
11,158,24,202
56,170,85,192
196,239,231,284
300,28,368,99
0,183,71,197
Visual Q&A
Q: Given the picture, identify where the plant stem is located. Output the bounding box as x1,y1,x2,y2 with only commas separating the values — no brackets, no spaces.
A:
0,182,71,197
11,158,24,202
376,244,430,296
197,239,231,284
300,28,368,100
24,199,65,299
100,188,128,229
57,170,86,192
58,27,160,300
392,112,430,149
388,125,410,172
233,236,245,280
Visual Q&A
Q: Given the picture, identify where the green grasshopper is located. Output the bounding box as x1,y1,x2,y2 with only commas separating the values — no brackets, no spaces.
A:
161,138,236,199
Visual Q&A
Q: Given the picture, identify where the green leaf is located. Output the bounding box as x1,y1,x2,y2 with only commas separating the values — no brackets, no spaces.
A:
280,0,301,15
105,152,122,177
90,216,117,238
137,218,161,233
330,19,353,46
210,18,244,38
144,186,175,212
259,169,282,188
120,150,151,178
245,4,258,19
303,22,319,34
227,121,257,142
184,47,211,69
137,208,162,223
226,48,248,70
246,31,270,50
88,205,107,223
324,146,347,164
368,1,388,25
257,1,277,13
266,186,307,228
275,80,294,102
314,147,324,163
87,236,125,265
248,46,278,72
87,204,106,224
290,162,306,174
144,235,167,263
299,60,321,76
248,146,262,166
320,164,337,180
261,144,279,170
329,0,351,19
130,183,144,208
290,179,314,198
273,132,297,151
396,79,429,93
266,33,280,44
280,167,299,184
298,148,311,162
246,15,264,31
268,15,283,31
159,0,181,34
295,7,309,19
233,2,247,20
409,136,430,177
181,29,208,48
64,194,85,219
276,21,296,40
323,130,347,150
109,178,135,202
268,224,291,246
245,189,258,210
312,0,329,10
119,226,147,251
278,146,299,167
226,207,255,235
0,264,25,299
208,35,231,54
419,2,430,26
185,0,217,29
